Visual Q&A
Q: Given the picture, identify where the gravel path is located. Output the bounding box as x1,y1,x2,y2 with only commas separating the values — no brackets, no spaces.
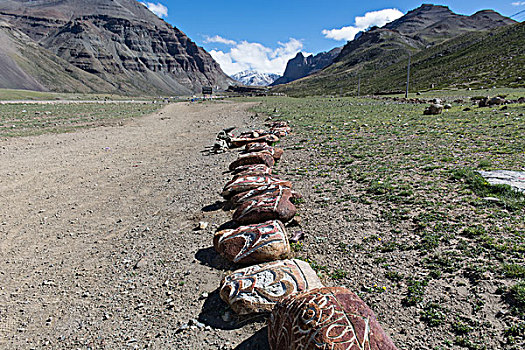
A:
0,101,267,349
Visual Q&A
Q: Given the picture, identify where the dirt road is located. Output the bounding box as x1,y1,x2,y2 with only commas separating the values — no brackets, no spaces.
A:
0,101,267,349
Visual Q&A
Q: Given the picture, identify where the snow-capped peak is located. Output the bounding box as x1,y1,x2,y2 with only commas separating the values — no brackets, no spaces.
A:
231,70,281,86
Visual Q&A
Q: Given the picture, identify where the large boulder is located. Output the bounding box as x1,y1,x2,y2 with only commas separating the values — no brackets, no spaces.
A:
423,104,443,115
478,96,506,107
268,287,399,350
213,220,290,264
233,186,297,224
219,259,323,314
488,96,505,105
221,175,292,199
229,151,275,171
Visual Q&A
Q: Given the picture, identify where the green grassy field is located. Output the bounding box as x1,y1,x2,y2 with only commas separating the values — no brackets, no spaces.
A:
0,102,162,137
254,92,524,348
0,88,169,101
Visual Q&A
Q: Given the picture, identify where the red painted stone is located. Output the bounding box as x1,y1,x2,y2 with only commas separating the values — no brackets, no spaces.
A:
268,287,399,350
213,220,290,264
233,186,296,224
230,134,279,148
230,184,291,208
221,175,292,199
243,143,284,160
231,164,273,177
229,151,275,171
219,259,324,315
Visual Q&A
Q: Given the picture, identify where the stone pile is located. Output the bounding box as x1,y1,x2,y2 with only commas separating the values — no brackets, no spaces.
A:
207,120,398,349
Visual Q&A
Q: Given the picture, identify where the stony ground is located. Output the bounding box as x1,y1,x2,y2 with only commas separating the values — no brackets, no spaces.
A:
254,96,524,350
1,97,523,350
0,101,270,349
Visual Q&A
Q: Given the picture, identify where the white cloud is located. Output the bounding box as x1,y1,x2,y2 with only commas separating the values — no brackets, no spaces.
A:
209,38,307,76
141,2,168,18
322,8,404,41
204,35,237,46
512,1,525,5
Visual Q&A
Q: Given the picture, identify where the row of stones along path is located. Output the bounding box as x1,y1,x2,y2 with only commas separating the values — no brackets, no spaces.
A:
208,118,399,349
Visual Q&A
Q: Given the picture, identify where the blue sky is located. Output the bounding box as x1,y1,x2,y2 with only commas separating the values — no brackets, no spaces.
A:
140,1,525,75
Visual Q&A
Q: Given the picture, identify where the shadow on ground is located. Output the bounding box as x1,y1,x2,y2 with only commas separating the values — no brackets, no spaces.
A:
198,289,267,331
234,327,270,350
201,200,226,212
195,247,235,271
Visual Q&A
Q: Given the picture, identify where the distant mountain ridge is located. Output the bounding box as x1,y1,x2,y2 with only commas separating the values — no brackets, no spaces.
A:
271,47,342,86
232,71,281,86
0,0,233,94
273,4,517,95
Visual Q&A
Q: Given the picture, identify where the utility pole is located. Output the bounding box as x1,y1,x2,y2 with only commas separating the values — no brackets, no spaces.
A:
405,54,411,98
357,75,361,97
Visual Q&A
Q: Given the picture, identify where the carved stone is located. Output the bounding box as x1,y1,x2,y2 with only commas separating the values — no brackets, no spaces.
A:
219,259,323,315
271,127,291,138
243,143,284,160
213,220,290,264
229,151,275,171
267,121,292,137
221,175,292,199
238,129,269,138
230,164,273,180
244,142,273,152
266,121,289,129
233,186,297,224
268,287,399,350
231,163,273,176
229,134,279,148
230,184,292,208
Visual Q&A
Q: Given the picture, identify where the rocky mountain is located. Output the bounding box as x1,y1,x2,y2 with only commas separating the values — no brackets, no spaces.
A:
363,22,525,93
383,4,515,44
271,47,342,86
231,70,281,86
0,0,233,94
273,4,517,96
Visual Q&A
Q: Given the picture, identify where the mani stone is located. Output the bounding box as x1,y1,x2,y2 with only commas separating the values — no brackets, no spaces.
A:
244,143,285,160
231,164,273,178
230,184,294,208
267,121,292,137
423,104,443,115
229,134,279,148
266,120,290,129
233,186,297,224
213,220,290,264
268,287,399,350
244,142,273,152
271,127,291,138
221,175,292,199
229,150,275,171
238,129,268,138
219,259,323,315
